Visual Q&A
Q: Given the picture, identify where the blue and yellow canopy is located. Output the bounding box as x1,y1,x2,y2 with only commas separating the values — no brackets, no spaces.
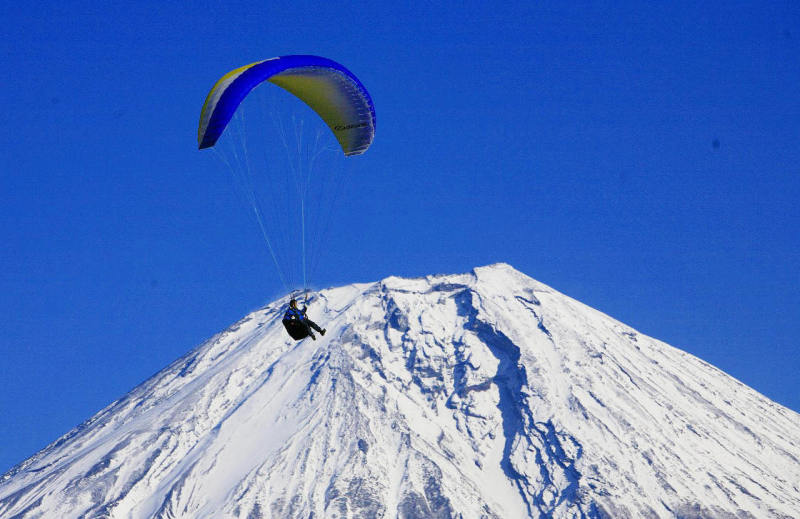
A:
198,55,375,155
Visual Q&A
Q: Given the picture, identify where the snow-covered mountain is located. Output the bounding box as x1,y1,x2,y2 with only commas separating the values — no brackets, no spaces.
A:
2,263,799,518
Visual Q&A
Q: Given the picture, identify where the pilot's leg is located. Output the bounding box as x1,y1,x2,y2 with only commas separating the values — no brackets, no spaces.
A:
305,318,323,334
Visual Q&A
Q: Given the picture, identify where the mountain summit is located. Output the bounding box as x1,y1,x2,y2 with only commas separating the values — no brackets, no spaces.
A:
2,264,799,518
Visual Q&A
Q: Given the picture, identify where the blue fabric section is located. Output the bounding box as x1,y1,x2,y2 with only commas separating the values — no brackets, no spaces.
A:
283,306,306,321
199,55,375,151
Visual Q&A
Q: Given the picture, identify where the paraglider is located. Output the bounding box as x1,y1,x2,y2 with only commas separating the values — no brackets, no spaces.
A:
282,299,326,341
198,55,375,154
198,55,375,340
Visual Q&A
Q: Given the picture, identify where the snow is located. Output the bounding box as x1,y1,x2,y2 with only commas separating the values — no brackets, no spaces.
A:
1,263,799,518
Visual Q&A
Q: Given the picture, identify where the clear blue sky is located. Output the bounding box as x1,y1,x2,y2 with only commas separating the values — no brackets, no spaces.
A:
1,1,798,474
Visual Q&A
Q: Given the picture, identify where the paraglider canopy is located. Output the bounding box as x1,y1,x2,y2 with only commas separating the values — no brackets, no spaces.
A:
198,55,376,156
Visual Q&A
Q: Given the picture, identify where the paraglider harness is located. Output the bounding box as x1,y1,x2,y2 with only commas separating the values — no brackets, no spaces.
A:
282,297,323,340
282,305,309,340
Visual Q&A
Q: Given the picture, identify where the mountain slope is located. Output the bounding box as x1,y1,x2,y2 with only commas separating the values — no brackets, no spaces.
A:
2,264,799,518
